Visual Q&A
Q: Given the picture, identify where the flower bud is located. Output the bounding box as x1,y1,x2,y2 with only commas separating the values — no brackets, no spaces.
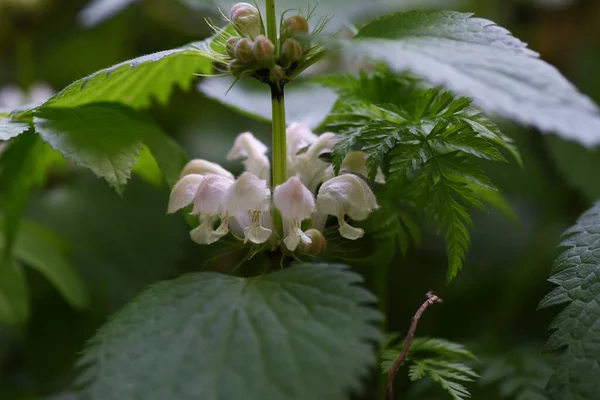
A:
230,2,261,38
253,35,275,65
228,60,247,77
301,229,326,255
234,38,255,64
226,37,241,58
281,15,309,39
269,65,285,82
280,38,303,65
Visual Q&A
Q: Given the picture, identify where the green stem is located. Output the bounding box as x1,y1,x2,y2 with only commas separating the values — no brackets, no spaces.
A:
271,84,287,186
265,0,278,50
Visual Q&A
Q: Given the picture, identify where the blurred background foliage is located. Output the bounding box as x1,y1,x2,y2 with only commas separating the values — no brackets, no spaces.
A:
0,0,599,398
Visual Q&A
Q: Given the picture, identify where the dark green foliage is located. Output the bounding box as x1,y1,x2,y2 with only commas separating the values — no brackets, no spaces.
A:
539,202,600,400
323,69,518,280
382,337,478,400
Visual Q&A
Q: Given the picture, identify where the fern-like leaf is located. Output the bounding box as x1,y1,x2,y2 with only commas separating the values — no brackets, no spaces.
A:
323,68,518,280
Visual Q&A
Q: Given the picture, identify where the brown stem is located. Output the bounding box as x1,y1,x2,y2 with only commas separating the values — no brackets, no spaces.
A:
385,291,442,400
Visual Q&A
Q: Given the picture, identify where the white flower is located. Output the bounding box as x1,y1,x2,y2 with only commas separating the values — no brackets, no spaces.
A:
227,132,270,181
341,151,386,184
286,122,317,157
273,177,315,251
189,175,235,245
225,172,272,244
179,159,234,180
167,174,206,213
316,174,378,240
291,132,338,191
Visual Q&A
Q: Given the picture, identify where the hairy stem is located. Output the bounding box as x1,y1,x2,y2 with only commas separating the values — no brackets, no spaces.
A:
385,292,442,400
265,0,278,50
270,85,287,186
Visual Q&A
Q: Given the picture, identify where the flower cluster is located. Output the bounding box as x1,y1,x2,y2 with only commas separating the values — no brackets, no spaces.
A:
223,2,321,83
168,123,380,254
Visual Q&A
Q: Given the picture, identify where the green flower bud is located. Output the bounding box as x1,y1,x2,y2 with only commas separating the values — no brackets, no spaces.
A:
270,65,286,82
230,2,261,38
280,38,303,65
226,37,241,58
301,229,326,256
281,14,309,40
253,35,275,65
234,38,255,64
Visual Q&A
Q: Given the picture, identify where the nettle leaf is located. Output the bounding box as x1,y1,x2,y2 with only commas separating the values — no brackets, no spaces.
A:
33,105,144,194
13,35,222,116
324,70,515,280
538,201,600,399
199,77,338,129
330,11,600,146
382,337,478,400
32,104,184,193
79,264,382,400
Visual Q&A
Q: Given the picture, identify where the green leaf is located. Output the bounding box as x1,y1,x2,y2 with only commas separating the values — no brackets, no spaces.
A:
199,77,338,129
4,219,88,310
13,39,218,116
382,337,478,400
79,264,382,400
132,145,163,188
332,11,600,146
141,127,189,187
0,115,30,141
539,202,600,399
0,258,29,326
0,132,60,258
34,105,144,193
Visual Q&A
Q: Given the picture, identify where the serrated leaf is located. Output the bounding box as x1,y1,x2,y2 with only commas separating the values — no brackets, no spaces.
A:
13,39,217,116
79,263,382,400
331,11,600,146
538,201,600,399
1,218,89,310
199,77,338,129
0,258,29,326
33,105,146,193
132,145,163,187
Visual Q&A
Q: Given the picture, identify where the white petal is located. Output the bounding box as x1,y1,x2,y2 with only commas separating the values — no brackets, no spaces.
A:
317,174,378,221
191,174,235,215
244,224,272,244
179,159,234,180
273,177,315,221
225,172,271,214
283,225,312,251
226,132,270,181
338,218,364,240
167,174,205,213
287,122,317,156
190,216,228,245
